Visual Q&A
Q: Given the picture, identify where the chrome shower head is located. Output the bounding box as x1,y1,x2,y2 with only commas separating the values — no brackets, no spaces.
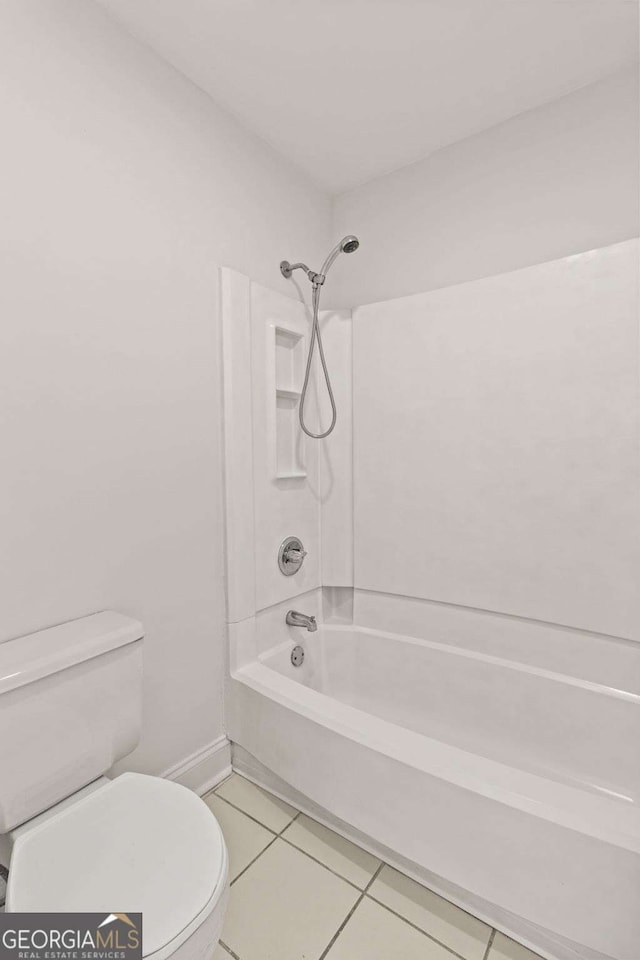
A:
340,235,360,254
319,235,360,279
280,235,360,286
277,235,360,441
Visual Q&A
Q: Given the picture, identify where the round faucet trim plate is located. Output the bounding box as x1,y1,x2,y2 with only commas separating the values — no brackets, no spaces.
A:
278,536,307,576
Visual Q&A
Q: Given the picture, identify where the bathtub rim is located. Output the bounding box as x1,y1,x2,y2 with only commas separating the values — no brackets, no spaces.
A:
234,657,640,854
258,623,640,704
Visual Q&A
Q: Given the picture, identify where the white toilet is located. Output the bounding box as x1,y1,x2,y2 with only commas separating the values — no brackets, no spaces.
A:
0,612,228,960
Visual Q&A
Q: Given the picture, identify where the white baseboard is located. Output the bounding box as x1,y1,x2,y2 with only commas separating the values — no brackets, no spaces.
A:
163,736,231,796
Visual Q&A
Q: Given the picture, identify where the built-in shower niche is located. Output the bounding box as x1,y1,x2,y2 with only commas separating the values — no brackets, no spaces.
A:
273,326,306,479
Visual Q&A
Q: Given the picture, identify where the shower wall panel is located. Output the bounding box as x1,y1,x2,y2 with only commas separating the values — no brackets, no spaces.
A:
250,281,322,611
352,239,639,639
318,310,354,589
222,270,353,619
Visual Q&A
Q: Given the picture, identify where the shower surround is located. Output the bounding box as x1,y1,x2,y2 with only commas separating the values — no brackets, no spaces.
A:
221,239,640,960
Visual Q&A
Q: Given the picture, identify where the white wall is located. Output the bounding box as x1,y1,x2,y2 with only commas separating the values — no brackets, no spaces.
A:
353,240,639,641
0,0,330,779
331,67,639,308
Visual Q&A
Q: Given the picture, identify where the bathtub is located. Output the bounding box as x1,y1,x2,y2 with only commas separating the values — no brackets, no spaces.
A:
228,621,640,960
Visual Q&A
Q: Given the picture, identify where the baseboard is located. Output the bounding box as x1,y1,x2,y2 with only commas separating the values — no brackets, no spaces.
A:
163,736,231,796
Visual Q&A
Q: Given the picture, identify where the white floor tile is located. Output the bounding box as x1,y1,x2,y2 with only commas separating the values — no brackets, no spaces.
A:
215,774,298,833
212,943,231,960
204,793,273,882
491,932,544,960
282,814,381,889
222,838,360,960
369,866,491,959
325,896,456,960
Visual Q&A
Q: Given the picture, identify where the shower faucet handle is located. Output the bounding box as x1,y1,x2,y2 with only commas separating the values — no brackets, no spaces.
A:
286,548,307,563
278,536,307,575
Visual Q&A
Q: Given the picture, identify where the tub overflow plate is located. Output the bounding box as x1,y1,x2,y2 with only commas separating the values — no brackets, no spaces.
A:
291,645,305,667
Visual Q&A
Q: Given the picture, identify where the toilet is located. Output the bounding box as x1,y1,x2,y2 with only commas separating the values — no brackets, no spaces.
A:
0,612,228,960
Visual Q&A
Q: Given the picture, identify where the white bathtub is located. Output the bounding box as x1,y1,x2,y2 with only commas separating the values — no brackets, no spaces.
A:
228,621,640,960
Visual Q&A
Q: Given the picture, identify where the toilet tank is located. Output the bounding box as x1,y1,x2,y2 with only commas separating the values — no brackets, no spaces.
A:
0,612,143,832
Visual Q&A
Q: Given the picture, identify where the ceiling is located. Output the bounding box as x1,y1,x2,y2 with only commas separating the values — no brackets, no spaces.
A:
97,0,638,194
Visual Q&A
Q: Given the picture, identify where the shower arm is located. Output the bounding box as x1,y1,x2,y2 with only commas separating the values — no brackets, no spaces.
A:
280,261,325,286
281,238,354,288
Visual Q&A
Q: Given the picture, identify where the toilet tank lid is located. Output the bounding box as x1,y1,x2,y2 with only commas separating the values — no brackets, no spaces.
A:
0,612,144,695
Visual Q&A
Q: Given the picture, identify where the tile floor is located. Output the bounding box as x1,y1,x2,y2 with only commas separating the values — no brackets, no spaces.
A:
204,773,544,960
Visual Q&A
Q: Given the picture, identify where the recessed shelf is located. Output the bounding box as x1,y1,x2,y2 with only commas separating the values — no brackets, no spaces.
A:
273,325,306,480
275,391,306,479
276,387,302,401
275,329,304,394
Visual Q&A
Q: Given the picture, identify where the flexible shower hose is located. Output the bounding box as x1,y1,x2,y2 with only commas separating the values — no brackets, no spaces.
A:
298,282,337,439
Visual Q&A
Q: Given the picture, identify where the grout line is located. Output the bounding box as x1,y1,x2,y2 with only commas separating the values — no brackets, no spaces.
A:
286,810,303,832
279,834,369,893
225,807,302,888
229,834,278,887
218,941,241,960
212,785,380,896
215,778,501,960
215,787,375,893
482,928,497,960
210,790,297,837
317,862,385,960
211,791,278,835
363,863,385,895
223,809,371,896
365,892,473,960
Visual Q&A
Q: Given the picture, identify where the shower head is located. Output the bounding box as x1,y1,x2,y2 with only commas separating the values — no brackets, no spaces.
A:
280,235,360,286
340,235,360,254
278,235,360,441
318,235,360,279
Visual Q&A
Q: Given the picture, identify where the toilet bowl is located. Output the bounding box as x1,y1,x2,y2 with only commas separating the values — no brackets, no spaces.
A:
6,774,228,960
0,612,229,960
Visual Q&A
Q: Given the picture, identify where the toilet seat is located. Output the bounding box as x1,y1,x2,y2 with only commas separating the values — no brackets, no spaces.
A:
6,773,228,959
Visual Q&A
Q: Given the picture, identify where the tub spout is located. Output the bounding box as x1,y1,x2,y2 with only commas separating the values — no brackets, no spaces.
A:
286,610,318,632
